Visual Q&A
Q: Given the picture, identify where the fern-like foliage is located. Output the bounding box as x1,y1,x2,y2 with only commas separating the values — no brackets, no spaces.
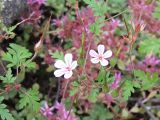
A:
83,0,107,36
153,1,160,19
2,43,35,69
139,37,160,55
107,0,127,13
0,21,18,39
122,70,159,100
3,25,17,38
134,70,159,90
83,0,108,17
50,51,64,60
90,17,105,36
83,104,113,120
0,68,16,84
122,80,141,100
0,97,14,120
18,87,40,112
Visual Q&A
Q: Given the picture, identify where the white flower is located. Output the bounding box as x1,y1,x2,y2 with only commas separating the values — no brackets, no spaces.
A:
54,53,77,79
89,44,112,66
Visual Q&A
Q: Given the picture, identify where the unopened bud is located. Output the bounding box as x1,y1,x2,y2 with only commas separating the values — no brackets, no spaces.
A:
130,20,135,31
34,40,43,53
139,23,146,32
14,84,21,91
5,85,11,93
131,20,146,33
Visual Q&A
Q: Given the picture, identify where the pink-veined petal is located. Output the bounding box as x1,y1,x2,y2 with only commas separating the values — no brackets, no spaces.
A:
71,61,77,70
48,112,53,115
100,59,109,66
98,44,105,54
64,53,73,66
64,71,73,79
91,58,99,64
89,49,98,57
54,60,66,69
104,50,112,58
40,108,45,111
54,69,65,77
54,101,60,109
49,106,54,111
43,112,47,116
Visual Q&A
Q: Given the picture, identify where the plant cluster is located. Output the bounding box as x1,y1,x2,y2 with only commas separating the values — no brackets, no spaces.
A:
0,0,160,120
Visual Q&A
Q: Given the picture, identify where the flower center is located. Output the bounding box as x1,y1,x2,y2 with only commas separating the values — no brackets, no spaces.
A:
66,66,72,71
98,55,104,60
45,108,50,113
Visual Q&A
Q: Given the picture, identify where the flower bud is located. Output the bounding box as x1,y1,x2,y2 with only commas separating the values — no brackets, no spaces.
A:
34,39,43,53
131,20,146,33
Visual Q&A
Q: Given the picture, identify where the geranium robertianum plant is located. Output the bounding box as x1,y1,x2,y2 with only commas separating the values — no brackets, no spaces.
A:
0,0,160,120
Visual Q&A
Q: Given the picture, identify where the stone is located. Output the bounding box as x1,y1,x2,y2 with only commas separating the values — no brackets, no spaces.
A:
0,0,28,25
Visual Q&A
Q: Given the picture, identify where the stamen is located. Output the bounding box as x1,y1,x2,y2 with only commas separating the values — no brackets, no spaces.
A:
66,66,71,71
98,55,104,60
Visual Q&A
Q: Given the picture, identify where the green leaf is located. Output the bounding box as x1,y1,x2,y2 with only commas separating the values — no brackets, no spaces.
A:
0,97,14,120
139,37,160,55
117,59,126,70
83,104,113,120
90,17,105,36
46,0,66,17
110,57,118,67
19,87,40,112
2,24,17,38
107,0,127,13
153,1,160,19
122,80,140,100
83,0,107,36
134,70,146,80
69,81,79,96
88,88,99,103
24,60,36,69
97,67,106,82
66,0,76,6
0,68,16,84
50,51,64,60
2,43,34,69
134,70,159,90
83,0,108,17
122,80,134,100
